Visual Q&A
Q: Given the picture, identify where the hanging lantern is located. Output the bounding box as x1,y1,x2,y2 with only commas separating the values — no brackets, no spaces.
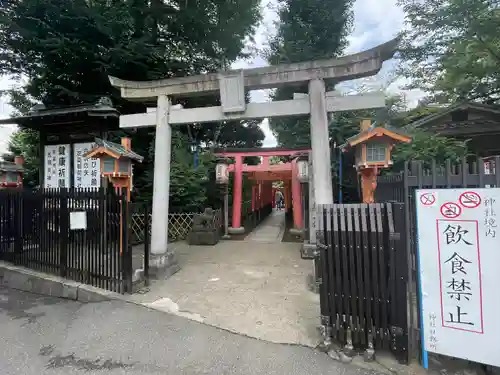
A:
296,160,309,183
215,163,229,184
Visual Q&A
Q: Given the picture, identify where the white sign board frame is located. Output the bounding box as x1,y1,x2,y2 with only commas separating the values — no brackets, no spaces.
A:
44,144,70,188
416,188,500,368
73,142,101,189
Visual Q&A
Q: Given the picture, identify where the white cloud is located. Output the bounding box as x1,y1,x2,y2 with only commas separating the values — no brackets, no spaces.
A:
347,0,405,53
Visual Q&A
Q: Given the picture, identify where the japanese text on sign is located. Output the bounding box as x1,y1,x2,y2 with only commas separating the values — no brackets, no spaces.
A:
437,220,483,333
484,197,497,238
44,144,70,188
73,143,101,189
428,313,438,352
416,188,500,367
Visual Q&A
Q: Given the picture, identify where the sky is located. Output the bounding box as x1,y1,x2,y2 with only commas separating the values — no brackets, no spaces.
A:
0,0,425,152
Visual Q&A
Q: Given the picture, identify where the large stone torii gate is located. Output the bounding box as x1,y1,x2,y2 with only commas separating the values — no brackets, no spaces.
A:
110,38,398,276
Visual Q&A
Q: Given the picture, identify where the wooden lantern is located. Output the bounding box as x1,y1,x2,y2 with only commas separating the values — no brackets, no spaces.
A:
342,119,411,203
0,156,24,189
83,137,143,201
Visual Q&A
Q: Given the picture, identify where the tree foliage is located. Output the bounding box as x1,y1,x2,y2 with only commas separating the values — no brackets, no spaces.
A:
2,129,39,187
0,0,264,208
266,0,354,148
391,130,469,167
0,0,261,105
397,0,500,103
332,96,469,197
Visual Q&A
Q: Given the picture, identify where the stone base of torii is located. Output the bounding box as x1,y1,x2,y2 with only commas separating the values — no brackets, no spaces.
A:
109,38,398,278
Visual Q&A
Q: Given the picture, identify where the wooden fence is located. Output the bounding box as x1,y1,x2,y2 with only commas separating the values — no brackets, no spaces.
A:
375,156,500,361
317,203,409,363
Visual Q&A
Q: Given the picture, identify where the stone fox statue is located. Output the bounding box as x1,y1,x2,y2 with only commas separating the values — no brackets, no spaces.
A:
188,208,220,245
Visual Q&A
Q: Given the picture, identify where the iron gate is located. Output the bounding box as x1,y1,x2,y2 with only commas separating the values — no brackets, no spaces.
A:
0,188,134,293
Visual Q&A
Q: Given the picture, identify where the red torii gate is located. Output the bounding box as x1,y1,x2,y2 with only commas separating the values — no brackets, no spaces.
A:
215,147,310,235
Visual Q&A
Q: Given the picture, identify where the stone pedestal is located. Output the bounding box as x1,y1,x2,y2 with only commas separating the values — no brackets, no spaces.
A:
228,226,245,235
187,230,220,246
302,242,319,294
148,252,180,279
301,242,317,259
187,208,221,245
289,227,304,237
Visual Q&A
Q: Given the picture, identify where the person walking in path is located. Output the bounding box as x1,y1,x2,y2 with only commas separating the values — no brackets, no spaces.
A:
275,189,284,210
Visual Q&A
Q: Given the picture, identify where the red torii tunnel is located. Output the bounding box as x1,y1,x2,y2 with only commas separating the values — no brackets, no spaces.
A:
215,147,310,235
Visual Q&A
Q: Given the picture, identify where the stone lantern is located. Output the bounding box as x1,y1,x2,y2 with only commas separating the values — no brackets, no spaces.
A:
296,158,309,184
215,162,229,185
215,158,231,239
341,119,411,203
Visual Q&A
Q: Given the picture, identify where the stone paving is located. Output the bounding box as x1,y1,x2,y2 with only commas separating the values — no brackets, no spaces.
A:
245,210,286,243
128,236,321,347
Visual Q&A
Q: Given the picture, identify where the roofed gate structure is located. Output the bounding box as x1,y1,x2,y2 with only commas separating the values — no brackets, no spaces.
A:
109,38,399,277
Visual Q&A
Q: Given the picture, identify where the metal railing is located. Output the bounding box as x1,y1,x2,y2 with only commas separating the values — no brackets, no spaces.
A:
0,188,133,293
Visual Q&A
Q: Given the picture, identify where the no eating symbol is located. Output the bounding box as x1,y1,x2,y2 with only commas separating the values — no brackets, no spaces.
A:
420,193,435,206
440,202,462,218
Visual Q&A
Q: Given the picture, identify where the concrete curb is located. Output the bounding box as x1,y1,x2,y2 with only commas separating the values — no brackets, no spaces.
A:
0,261,124,303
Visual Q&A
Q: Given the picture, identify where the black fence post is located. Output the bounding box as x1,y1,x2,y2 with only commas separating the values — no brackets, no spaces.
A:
59,188,69,278
391,203,410,363
13,190,23,264
121,189,132,293
495,156,500,187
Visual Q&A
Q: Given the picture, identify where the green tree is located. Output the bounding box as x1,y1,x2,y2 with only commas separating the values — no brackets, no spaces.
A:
266,0,354,148
0,0,264,208
2,129,40,187
391,130,469,167
330,95,469,198
397,0,500,103
0,0,261,106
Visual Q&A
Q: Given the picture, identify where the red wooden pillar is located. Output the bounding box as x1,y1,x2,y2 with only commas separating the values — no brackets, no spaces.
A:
267,182,273,205
259,184,263,210
229,155,244,234
291,159,303,234
251,184,257,211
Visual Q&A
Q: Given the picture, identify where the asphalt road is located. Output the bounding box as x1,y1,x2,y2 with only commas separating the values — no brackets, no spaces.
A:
0,286,382,375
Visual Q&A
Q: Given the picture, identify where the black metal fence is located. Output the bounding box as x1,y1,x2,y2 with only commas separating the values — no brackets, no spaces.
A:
0,188,136,293
316,203,409,363
375,156,500,361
